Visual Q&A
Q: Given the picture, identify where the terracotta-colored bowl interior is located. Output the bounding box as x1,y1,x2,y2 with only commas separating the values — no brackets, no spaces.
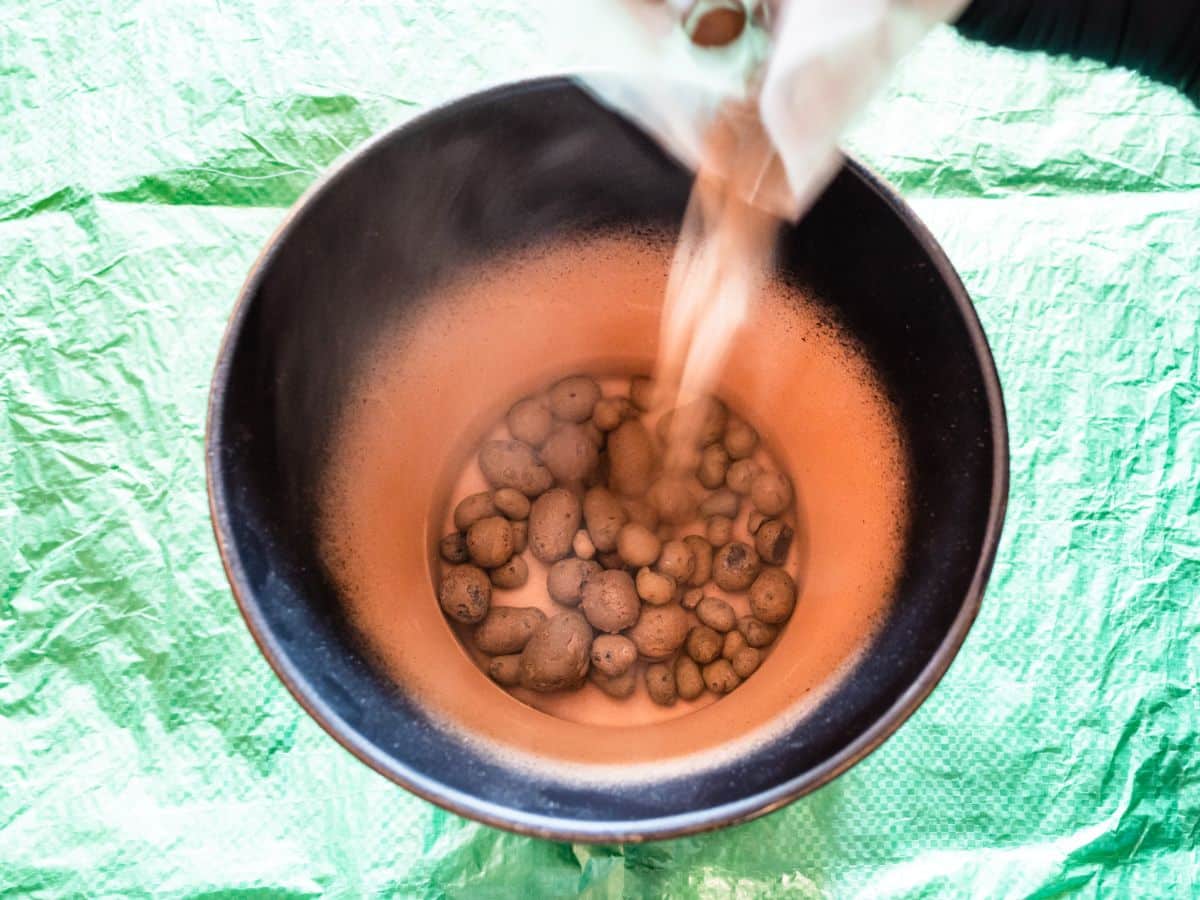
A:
318,232,909,779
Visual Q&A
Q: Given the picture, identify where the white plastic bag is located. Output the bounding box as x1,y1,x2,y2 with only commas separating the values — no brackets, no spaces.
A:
546,0,968,218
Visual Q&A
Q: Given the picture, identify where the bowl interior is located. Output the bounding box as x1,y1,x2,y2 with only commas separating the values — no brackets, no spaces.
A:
208,78,1006,839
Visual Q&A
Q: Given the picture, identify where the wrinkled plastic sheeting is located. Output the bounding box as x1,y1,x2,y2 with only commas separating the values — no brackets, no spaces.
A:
2,2,1199,895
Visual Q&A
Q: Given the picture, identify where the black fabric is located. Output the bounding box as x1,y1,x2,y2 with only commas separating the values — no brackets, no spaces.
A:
956,0,1200,102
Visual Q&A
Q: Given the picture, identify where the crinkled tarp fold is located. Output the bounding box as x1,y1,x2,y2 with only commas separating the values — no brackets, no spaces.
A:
2,2,1197,896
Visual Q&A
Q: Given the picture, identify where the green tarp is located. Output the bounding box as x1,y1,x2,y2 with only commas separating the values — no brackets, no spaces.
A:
3,2,1197,895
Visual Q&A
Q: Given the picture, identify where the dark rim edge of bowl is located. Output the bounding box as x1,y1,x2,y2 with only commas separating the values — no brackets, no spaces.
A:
205,75,1011,844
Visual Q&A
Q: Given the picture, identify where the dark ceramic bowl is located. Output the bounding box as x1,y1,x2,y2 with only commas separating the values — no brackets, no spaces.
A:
207,77,1008,841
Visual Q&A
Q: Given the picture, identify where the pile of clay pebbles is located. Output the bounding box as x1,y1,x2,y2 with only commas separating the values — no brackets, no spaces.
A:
438,375,799,707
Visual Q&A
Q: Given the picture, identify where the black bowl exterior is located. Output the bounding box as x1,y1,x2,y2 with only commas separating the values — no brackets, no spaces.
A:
206,77,1008,841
